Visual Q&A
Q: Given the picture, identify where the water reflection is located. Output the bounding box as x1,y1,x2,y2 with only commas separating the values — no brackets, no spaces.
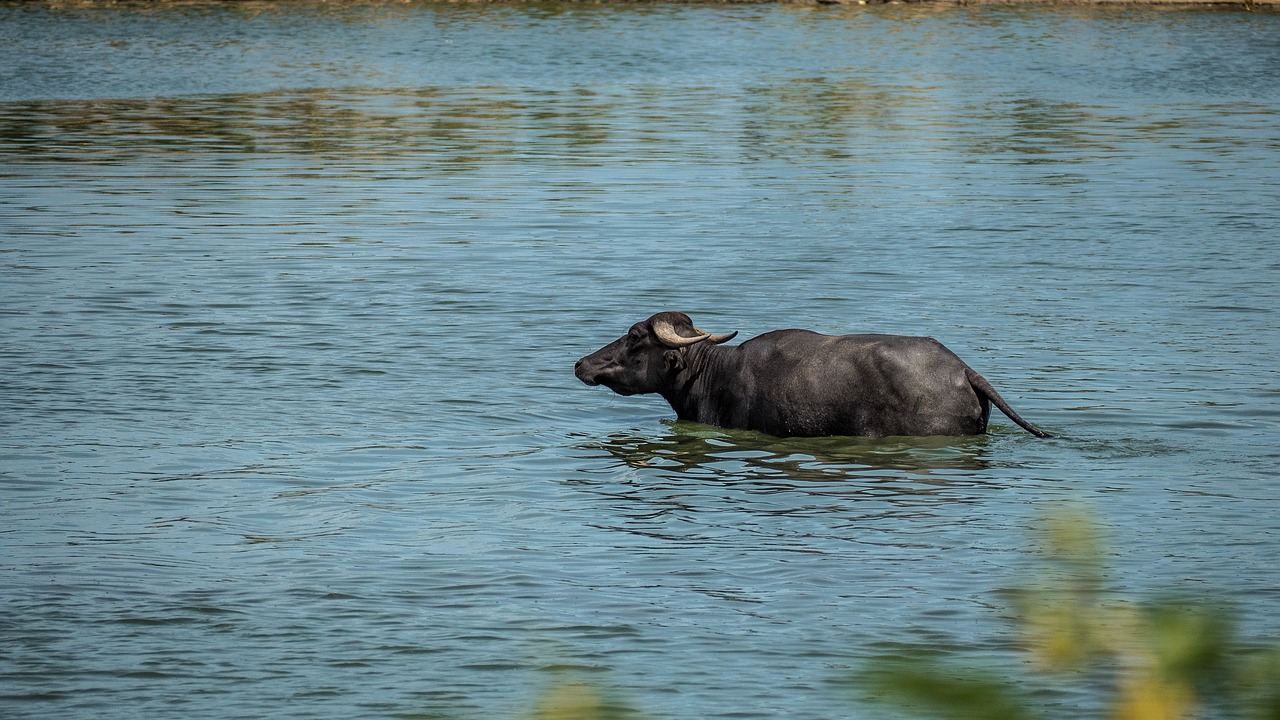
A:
0,82,1202,169
572,424,1008,552
588,421,993,481
0,89,528,164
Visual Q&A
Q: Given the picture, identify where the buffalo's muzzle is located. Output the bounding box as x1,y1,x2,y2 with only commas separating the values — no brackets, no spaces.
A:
574,358,600,386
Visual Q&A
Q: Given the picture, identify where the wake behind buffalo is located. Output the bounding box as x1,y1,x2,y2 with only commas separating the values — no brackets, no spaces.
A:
575,312,1051,439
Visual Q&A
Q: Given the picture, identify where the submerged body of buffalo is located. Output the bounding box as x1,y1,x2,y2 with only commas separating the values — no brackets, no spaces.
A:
575,312,1051,439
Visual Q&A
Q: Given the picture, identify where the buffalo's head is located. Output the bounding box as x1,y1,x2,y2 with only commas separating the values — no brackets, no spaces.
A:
574,312,737,396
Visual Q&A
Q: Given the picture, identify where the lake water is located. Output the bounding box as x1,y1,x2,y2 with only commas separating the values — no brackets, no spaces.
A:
2,2,1279,718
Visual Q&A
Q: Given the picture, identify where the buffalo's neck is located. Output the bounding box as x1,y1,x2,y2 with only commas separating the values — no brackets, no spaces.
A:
659,343,741,426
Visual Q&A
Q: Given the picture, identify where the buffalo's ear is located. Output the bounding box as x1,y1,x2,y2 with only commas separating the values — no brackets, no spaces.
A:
663,349,686,372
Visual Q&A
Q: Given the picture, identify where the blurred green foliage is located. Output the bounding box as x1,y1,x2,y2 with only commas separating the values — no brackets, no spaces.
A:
857,503,1280,720
523,681,649,720
454,504,1280,720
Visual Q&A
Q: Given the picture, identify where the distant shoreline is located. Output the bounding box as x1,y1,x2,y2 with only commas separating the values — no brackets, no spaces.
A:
22,0,1280,7
780,0,1278,6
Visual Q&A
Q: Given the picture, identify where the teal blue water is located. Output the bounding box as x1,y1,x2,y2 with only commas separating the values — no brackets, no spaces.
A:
2,3,1279,718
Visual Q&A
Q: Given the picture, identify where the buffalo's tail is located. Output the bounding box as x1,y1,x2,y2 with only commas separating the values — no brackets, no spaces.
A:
966,368,1052,438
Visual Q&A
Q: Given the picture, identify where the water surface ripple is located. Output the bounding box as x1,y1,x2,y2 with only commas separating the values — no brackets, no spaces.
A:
2,4,1279,719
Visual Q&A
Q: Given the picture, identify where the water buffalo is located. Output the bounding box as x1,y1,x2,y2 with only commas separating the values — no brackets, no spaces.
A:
574,312,1051,439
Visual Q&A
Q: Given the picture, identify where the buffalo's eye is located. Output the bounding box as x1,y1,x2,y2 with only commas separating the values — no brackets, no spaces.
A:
628,329,644,342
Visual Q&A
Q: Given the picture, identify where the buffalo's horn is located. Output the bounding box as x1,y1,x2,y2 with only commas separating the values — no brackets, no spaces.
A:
653,319,737,348
652,319,704,348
